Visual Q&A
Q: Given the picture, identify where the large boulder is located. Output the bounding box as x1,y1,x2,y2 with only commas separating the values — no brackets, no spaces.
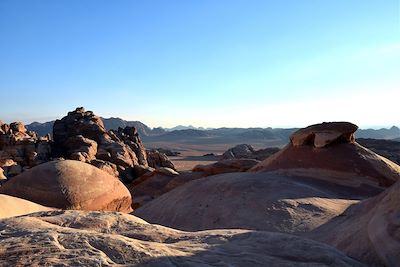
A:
222,144,255,159
0,160,132,213
251,122,400,193
0,210,365,266
307,179,400,267
146,149,176,170
0,194,54,219
222,144,280,161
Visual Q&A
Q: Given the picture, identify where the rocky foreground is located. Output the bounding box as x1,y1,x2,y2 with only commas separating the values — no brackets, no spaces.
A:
0,110,400,267
0,210,365,267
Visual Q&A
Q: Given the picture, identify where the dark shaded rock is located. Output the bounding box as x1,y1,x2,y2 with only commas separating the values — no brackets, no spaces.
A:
222,144,279,161
147,149,176,170
222,144,255,159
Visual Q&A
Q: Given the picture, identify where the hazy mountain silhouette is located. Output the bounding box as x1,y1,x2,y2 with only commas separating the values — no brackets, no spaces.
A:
26,118,400,146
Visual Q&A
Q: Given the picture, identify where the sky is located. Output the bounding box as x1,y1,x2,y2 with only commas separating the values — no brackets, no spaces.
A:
0,0,399,129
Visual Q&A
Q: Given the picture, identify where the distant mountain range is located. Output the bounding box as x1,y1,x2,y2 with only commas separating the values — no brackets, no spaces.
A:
25,118,400,146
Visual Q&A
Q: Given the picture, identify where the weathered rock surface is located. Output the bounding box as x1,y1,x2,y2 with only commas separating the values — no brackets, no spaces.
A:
51,108,175,181
0,120,51,179
0,160,132,213
307,179,400,267
0,194,54,219
251,122,400,192
0,210,365,267
193,158,260,176
290,122,358,148
135,172,359,233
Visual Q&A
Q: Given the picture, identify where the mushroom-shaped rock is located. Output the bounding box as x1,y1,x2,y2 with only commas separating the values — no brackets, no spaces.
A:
251,122,400,192
290,122,358,148
0,194,54,219
0,160,132,212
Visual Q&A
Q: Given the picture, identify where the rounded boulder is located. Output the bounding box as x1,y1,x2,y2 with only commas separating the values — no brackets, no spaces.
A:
0,160,132,212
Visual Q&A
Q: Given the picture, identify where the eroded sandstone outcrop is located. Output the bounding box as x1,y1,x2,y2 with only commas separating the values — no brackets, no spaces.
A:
251,122,400,192
290,122,358,148
52,107,174,181
0,120,51,179
135,122,400,236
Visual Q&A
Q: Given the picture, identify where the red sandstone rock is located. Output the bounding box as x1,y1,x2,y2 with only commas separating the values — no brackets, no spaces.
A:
0,160,133,213
251,122,400,191
290,122,358,148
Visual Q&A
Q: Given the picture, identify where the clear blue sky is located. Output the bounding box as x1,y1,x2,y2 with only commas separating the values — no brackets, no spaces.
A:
0,0,399,128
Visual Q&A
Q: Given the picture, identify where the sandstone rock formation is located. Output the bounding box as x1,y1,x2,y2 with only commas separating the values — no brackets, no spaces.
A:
0,210,365,266
135,172,359,233
51,107,174,181
0,194,54,219
290,122,358,148
135,122,400,235
0,160,132,213
251,122,400,192
307,179,400,267
0,120,51,179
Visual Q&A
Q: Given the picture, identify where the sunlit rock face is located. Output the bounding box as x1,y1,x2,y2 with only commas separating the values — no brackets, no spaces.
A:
0,160,133,213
